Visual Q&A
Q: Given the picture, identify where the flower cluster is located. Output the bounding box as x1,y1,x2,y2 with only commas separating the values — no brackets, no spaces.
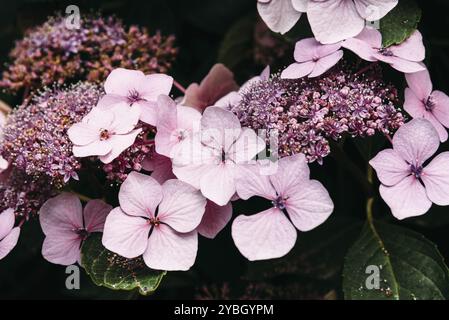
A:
0,14,177,93
230,65,404,163
0,82,102,186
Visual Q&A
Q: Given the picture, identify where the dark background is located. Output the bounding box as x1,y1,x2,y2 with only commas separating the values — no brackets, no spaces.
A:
0,0,449,299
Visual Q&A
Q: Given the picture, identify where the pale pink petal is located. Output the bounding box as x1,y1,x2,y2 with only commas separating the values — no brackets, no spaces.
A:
269,153,310,196
176,106,201,133
257,0,303,34
197,201,232,239
39,193,83,236
0,227,20,260
354,0,398,21
379,176,432,219
308,50,343,77
99,128,142,164
431,90,449,127
232,208,297,261
143,225,198,271
369,149,411,186
138,74,173,101
308,0,364,44
73,140,112,158
291,0,308,12
0,156,8,173
101,207,150,259
200,163,236,206
83,199,112,233
137,100,159,126
423,111,448,143
42,233,81,265
227,128,266,164
142,153,176,184
388,58,426,73
96,94,126,110
0,208,15,240
118,171,163,218
155,95,178,157
404,88,426,118
82,107,115,127
392,118,439,165
108,102,141,134
158,179,207,233
235,164,276,200
201,107,241,151
67,122,101,146
281,61,315,79
104,68,146,96
390,31,425,62
214,92,241,109
293,38,341,62
421,152,449,206
405,69,433,100
285,180,334,231
342,28,381,61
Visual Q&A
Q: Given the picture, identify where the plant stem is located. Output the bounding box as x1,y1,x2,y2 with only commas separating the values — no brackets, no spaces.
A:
70,190,93,202
173,80,186,94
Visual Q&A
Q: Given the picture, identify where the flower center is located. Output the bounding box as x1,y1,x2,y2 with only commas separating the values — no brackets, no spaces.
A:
100,129,110,140
75,228,89,240
149,217,161,227
410,164,423,179
378,48,394,56
127,89,143,104
221,148,227,162
425,96,436,111
271,196,286,210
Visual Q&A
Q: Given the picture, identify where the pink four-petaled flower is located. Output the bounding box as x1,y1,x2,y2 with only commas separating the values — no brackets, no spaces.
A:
39,193,112,265
232,154,334,261
0,209,20,260
102,172,206,271
97,68,173,125
370,118,449,219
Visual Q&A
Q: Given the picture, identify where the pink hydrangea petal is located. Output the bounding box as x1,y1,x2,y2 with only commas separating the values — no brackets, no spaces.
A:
107,103,141,134
82,107,115,127
200,162,236,206
293,38,341,62
308,0,364,44
138,74,173,101
269,153,310,196
231,208,297,261
143,225,198,271
155,95,178,157
83,199,112,233
308,50,343,77
142,153,176,184
118,171,163,218
0,227,20,260
96,94,126,110
405,69,433,101
404,87,426,118
388,58,426,73
392,118,440,166
281,61,315,79
197,200,232,239
235,164,276,200
157,179,207,233
39,193,83,236
285,180,334,231
342,28,381,61
421,152,449,206
431,90,449,127
354,0,398,21
380,175,432,220
257,0,302,34
292,0,308,12
101,207,151,259
0,208,15,240
137,100,159,126
423,111,448,143
67,122,101,146
104,68,146,96
0,156,8,173
390,31,425,62
369,149,410,186
201,107,242,151
227,128,265,164
73,140,112,158
176,106,201,133
99,128,142,164
42,233,81,265
215,91,241,109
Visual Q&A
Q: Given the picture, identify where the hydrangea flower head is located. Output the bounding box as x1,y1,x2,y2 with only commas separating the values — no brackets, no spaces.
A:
370,118,449,219
232,154,334,260
102,172,206,271
39,193,112,265
404,69,449,142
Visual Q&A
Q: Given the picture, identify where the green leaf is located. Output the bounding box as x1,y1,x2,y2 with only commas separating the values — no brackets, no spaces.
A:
80,233,166,296
380,0,422,47
217,14,256,69
343,220,449,300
